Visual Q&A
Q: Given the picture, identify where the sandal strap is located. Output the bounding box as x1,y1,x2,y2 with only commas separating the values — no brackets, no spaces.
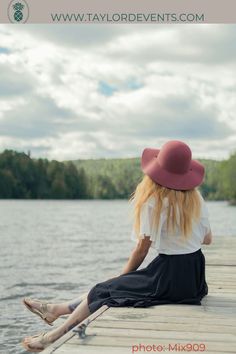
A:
25,332,49,350
30,331,45,339
40,302,49,318
39,332,49,346
24,297,57,323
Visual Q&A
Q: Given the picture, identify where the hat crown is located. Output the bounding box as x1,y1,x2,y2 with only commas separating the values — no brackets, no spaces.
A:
158,141,192,174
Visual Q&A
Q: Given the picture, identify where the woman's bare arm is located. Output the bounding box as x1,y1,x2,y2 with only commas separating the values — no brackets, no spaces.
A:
121,236,152,275
202,231,213,245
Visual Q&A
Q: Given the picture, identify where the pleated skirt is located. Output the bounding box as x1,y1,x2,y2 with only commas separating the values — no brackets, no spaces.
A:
87,248,208,314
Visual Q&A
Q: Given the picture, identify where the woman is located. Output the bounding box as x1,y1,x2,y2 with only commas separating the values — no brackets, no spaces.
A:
22,140,212,352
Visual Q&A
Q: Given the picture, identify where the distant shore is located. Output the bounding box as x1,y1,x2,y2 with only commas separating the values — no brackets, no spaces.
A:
0,149,236,201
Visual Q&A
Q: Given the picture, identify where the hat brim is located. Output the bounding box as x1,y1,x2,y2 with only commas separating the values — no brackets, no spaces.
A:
141,148,205,191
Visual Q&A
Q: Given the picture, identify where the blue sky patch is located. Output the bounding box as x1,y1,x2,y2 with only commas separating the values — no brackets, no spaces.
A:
0,47,10,54
98,81,117,96
125,78,143,90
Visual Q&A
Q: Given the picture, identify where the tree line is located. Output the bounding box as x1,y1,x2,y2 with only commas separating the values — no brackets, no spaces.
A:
0,150,87,199
0,149,235,202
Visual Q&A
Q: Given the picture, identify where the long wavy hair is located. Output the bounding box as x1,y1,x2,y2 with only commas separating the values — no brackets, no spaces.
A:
129,175,201,242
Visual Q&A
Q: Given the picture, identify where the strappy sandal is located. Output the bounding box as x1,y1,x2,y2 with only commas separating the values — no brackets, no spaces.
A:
23,297,57,326
22,332,50,352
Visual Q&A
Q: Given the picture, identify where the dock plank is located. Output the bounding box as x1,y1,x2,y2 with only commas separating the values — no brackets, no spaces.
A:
55,336,236,353
90,319,236,334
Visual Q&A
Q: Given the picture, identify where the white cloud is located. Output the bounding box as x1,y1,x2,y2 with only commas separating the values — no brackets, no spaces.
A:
0,24,236,161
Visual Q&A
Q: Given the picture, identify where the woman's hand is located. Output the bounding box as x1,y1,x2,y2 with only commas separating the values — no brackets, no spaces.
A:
201,231,213,245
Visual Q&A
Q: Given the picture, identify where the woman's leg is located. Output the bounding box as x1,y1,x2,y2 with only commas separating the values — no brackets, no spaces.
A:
53,292,89,316
49,297,91,341
24,297,91,348
24,292,89,319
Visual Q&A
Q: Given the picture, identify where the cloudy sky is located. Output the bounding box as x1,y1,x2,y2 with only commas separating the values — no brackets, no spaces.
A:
0,24,236,161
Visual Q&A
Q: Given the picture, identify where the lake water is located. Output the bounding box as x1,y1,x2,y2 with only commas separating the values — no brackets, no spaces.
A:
0,200,235,354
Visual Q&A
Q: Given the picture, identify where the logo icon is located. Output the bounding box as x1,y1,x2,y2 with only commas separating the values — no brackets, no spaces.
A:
8,0,29,23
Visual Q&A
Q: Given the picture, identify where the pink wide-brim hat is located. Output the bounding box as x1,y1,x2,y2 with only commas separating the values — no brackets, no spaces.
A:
141,140,205,191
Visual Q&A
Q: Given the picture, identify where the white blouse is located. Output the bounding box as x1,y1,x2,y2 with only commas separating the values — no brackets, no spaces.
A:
130,192,211,255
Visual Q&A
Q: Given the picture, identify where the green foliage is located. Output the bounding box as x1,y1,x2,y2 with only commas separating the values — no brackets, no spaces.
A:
220,154,236,201
68,157,143,199
0,150,87,199
198,155,236,202
0,149,235,200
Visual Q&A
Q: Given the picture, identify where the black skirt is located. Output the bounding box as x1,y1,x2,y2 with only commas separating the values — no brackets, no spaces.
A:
87,248,208,314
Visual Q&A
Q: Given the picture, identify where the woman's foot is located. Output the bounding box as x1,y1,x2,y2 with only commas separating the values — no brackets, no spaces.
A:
23,298,59,326
22,331,54,352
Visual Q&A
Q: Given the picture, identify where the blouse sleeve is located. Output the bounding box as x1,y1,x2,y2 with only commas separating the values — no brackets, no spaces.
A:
130,201,163,248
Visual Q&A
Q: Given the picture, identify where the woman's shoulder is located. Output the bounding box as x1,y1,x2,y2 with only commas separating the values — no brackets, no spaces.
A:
144,191,207,212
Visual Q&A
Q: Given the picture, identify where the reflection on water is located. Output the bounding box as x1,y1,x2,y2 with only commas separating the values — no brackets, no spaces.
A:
0,200,235,354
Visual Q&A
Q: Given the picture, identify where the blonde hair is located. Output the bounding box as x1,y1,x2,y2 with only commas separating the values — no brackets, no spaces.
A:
129,175,201,242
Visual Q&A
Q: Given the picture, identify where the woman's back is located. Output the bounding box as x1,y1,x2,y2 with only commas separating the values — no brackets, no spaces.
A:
131,192,211,255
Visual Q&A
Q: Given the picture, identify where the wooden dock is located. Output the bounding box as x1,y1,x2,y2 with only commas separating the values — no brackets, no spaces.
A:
42,236,236,354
